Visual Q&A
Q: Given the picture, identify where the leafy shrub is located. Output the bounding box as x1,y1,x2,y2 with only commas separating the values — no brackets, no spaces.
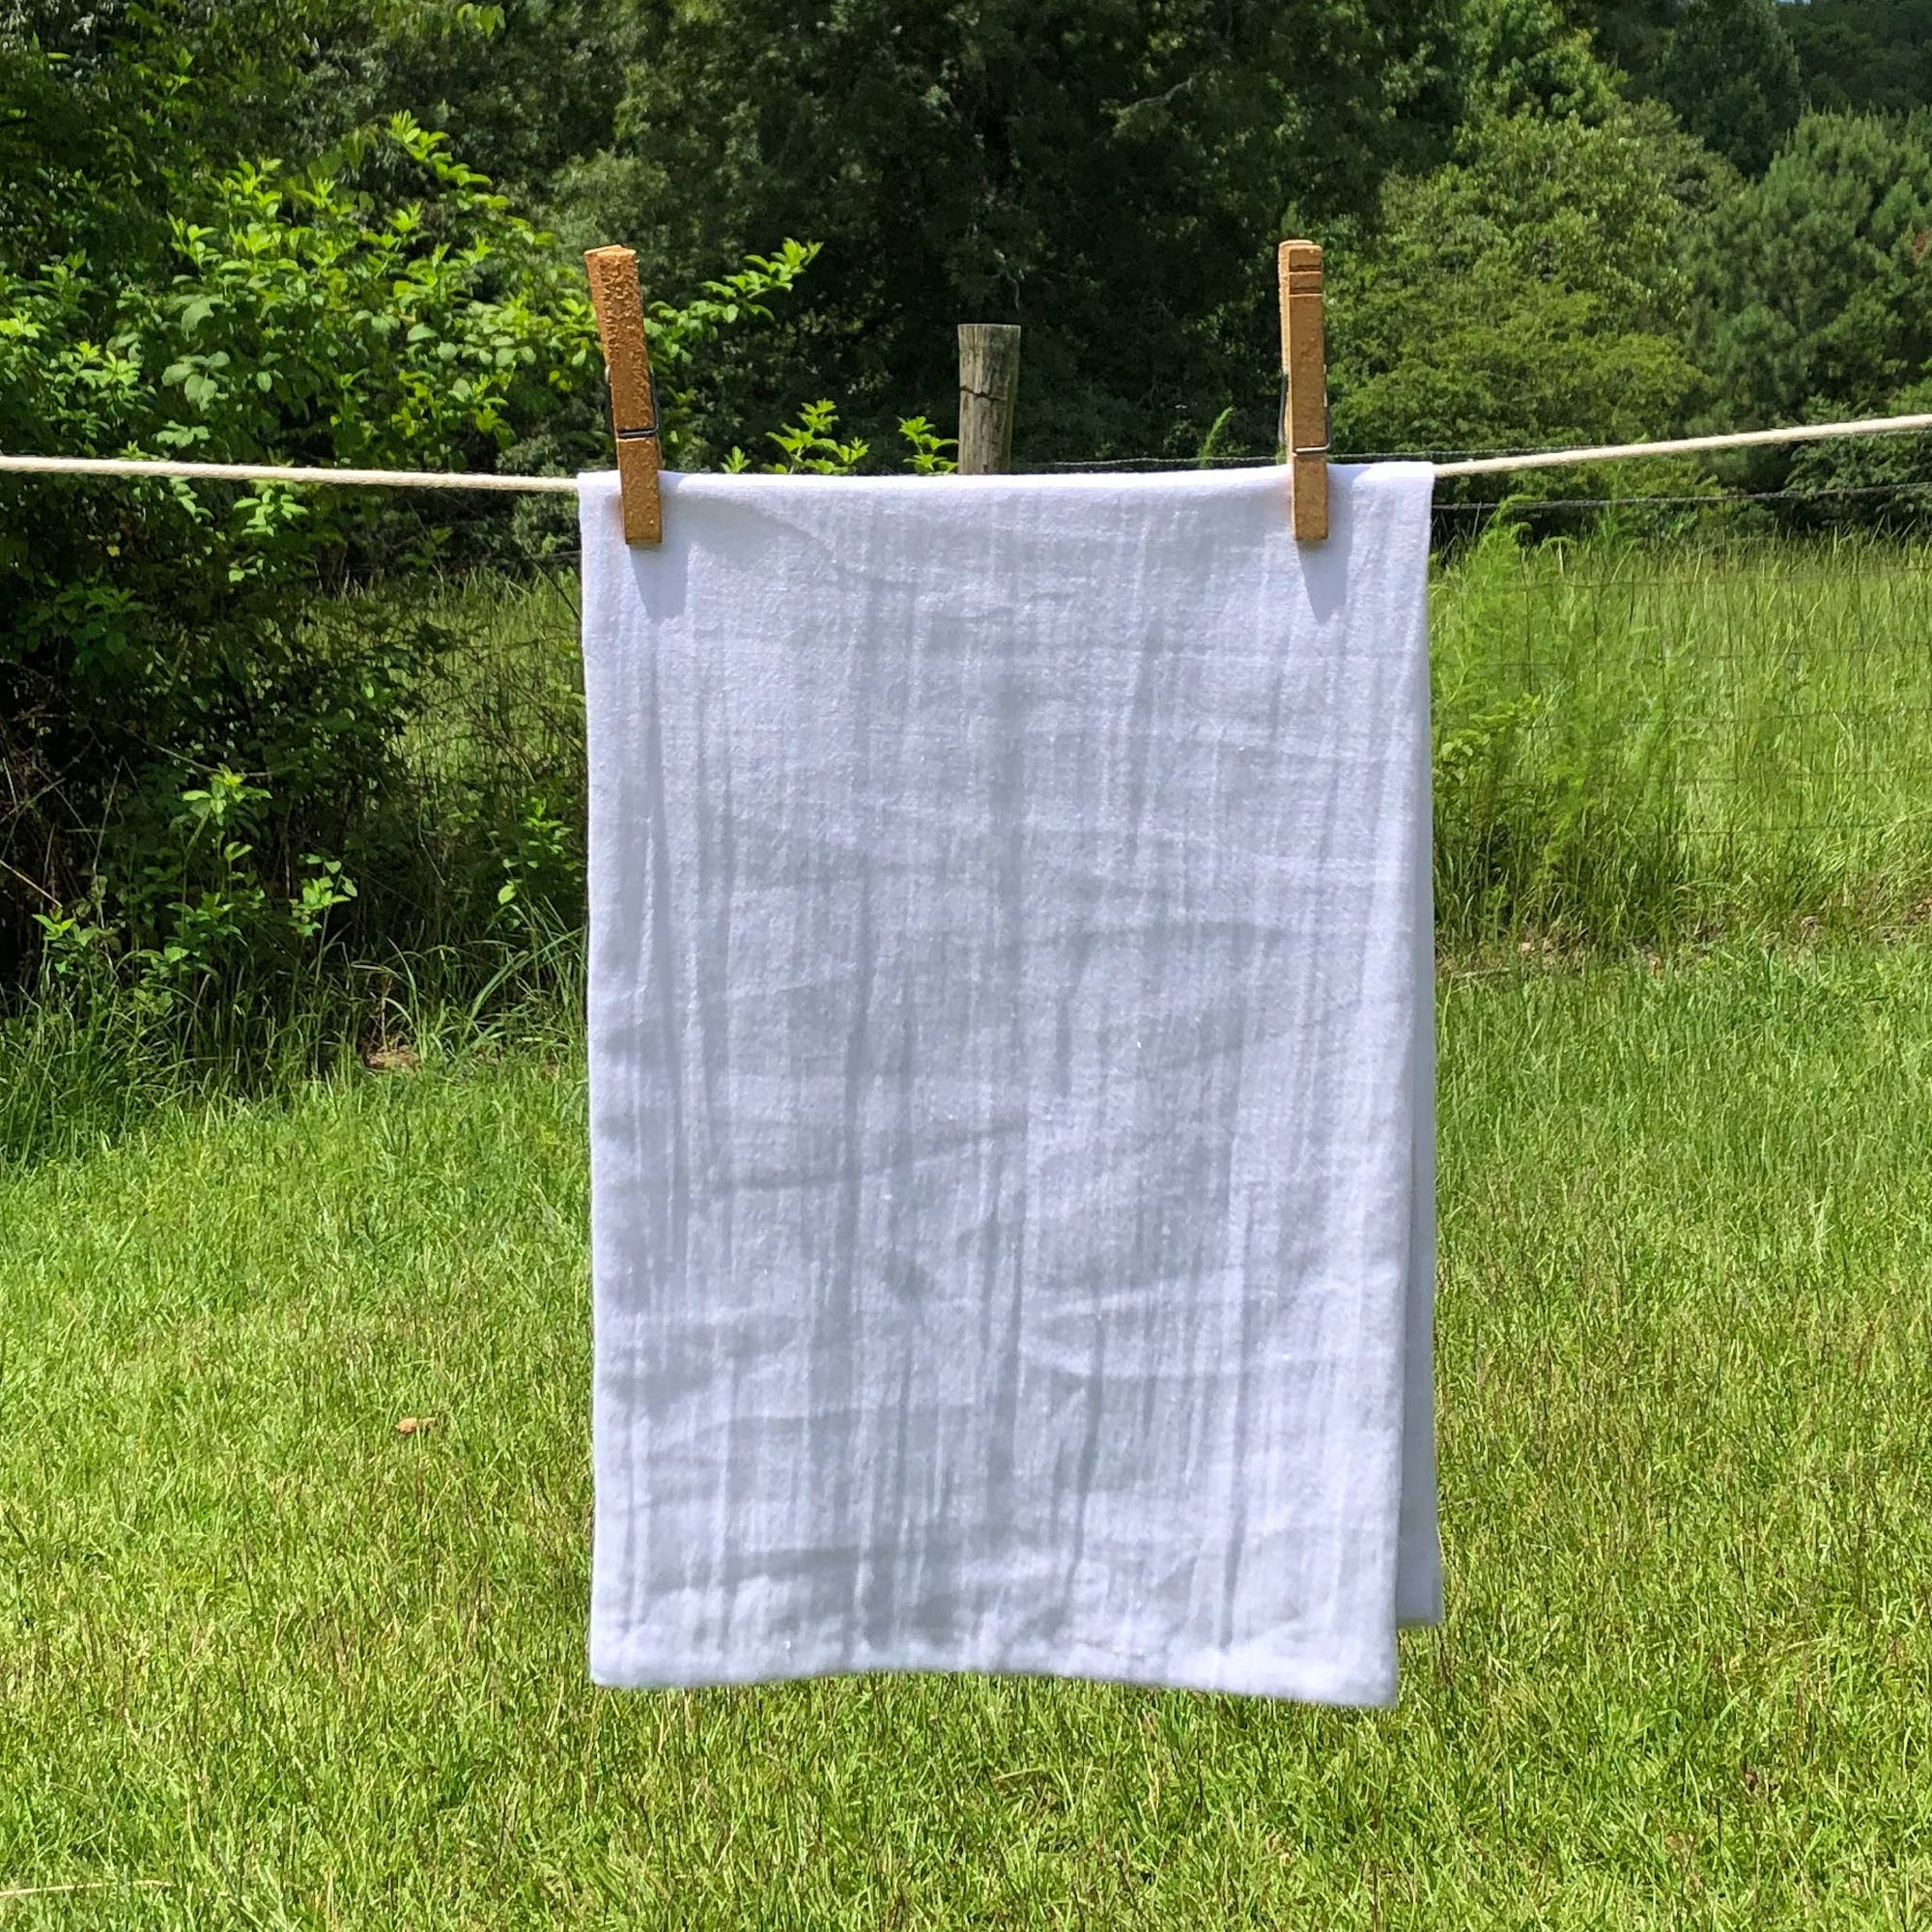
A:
0,117,810,1009
722,401,957,474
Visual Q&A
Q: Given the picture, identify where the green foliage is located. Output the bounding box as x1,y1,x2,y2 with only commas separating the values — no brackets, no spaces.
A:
1433,528,1692,944
1330,103,1717,470
1570,2,1852,162
490,791,579,939
1776,393,1932,526
724,403,959,475
1568,3,1932,163
757,400,869,475
1779,0,1932,117
1655,0,1802,176
896,416,958,475
0,117,809,1001
15,0,1932,1013
642,239,822,470
1456,0,1623,122
564,0,1465,466
287,0,637,200
1690,111,1932,464
0,118,586,1000
1561,0,1679,88
0,0,346,272
1432,526,1932,943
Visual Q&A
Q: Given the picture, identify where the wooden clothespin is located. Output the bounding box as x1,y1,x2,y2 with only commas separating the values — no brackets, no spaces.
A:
1277,240,1328,542
583,245,663,546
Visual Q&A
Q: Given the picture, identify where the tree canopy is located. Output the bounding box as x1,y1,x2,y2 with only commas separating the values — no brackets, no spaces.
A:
1782,0,1932,115
1656,0,1802,175
558,0,1466,463
6,0,1932,471
12,0,1932,992
1693,110,1932,430
1330,103,1719,464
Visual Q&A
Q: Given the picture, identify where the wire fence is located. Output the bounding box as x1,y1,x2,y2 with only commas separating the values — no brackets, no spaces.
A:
1430,498,1932,945
404,486,1932,956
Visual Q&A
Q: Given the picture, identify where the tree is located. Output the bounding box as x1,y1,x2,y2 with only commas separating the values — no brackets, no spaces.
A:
560,0,1467,466
1561,0,1679,87
1782,0,1932,116
287,0,638,203
1329,102,1719,471
1,2,623,270
1459,0,1623,122
0,121,810,993
1656,0,1801,175
1691,111,1932,432
0,0,339,272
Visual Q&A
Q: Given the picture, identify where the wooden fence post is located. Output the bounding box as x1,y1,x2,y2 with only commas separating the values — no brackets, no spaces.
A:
957,324,1022,473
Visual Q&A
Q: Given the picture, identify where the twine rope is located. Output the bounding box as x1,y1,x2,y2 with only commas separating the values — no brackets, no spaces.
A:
3,411,1930,492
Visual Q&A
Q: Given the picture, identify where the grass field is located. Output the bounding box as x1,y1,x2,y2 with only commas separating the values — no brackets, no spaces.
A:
5,942,1930,1927
1432,532,1932,944
406,530,1932,959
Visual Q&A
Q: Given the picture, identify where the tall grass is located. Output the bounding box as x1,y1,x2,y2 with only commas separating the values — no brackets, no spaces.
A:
1433,528,1932,944
0,572,590,1169
402,568,587,880
0,929,583,1172
12,530,1932,1166
404,531,1932,953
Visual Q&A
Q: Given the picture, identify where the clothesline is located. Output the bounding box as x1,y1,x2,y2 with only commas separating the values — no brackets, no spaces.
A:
1431,412,1932,478
0,453,579,493
2,410,1929,494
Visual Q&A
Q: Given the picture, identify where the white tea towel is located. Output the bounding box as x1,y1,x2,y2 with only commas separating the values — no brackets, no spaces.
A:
582,462,1439,1706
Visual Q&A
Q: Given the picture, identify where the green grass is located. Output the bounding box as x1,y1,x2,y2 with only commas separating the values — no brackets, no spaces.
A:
1432,532,1932,943
406,568,585,837
5,942,1930,1926
392,535,1932,957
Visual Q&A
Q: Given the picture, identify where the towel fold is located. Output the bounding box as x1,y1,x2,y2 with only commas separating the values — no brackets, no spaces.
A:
582,461,1439,1705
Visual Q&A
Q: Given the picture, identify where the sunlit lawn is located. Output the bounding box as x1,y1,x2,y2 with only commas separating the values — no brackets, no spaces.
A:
3,942,1930,1926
